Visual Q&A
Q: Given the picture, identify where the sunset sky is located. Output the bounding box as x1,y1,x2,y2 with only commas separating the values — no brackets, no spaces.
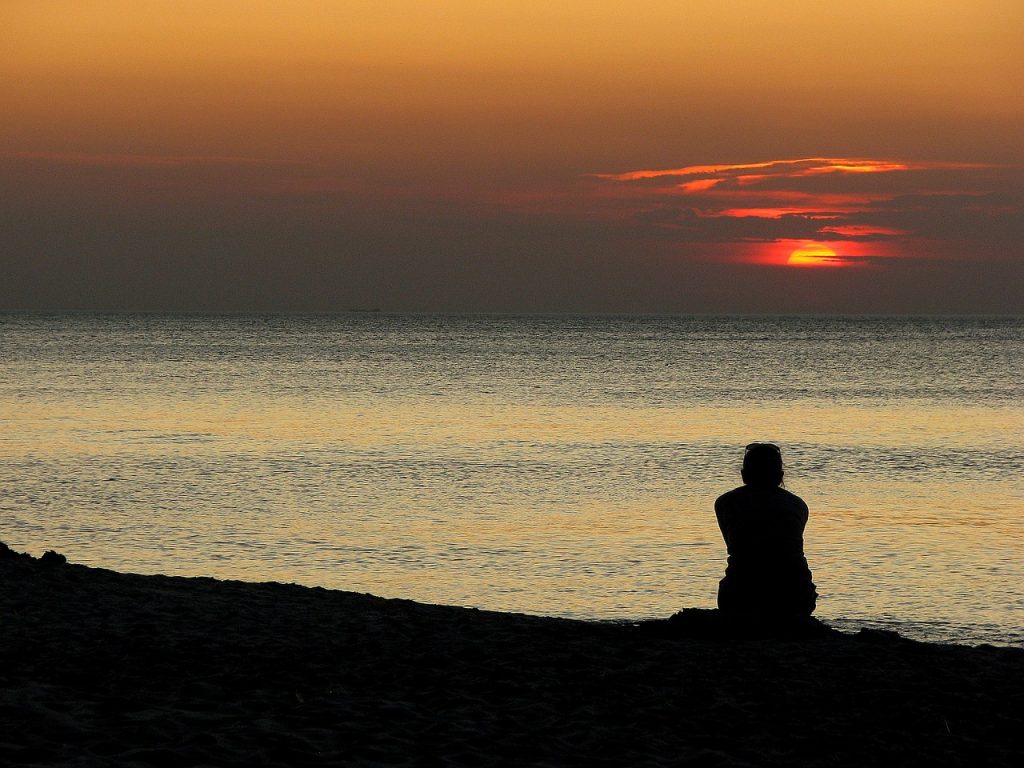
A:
3,1,1022,312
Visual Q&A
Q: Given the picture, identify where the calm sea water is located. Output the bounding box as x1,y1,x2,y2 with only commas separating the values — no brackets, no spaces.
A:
1,313,1022,646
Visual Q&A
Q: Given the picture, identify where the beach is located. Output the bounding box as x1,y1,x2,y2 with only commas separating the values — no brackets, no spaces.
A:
2,543,1021,766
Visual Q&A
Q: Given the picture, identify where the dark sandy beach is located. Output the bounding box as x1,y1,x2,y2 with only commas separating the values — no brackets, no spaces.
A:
2,543,1021,767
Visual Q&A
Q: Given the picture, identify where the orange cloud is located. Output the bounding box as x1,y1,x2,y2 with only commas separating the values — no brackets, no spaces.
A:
595,157,994,189
589,157,1015,266
715,207,839,220
792,160,911,176
677,178,722,193
594,158,821,182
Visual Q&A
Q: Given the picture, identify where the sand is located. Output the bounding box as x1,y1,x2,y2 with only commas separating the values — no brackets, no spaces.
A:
2,542,1022,767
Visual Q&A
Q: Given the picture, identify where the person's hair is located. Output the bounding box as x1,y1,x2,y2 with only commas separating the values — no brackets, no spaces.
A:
741,442,784,487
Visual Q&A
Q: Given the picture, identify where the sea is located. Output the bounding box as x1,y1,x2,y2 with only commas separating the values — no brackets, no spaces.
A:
1,313,1021,647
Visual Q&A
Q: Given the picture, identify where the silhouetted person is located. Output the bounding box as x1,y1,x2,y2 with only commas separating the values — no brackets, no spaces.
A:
715,443,817,617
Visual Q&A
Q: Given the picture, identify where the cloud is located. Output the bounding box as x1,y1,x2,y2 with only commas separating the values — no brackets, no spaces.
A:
817,224,906,239
591,157,1022,264
594,157,989,184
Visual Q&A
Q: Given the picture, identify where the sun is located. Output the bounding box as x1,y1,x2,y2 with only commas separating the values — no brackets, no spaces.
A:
787,243,842,267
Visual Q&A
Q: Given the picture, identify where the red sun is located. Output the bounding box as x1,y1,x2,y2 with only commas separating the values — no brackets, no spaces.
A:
786,243,844,267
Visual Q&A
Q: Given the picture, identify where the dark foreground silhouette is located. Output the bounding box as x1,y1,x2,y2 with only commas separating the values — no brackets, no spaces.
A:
635,607,835,641
716,443,818,617
2,542,1022,767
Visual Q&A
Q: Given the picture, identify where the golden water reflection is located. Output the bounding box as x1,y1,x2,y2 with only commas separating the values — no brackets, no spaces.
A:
3,394,1022,644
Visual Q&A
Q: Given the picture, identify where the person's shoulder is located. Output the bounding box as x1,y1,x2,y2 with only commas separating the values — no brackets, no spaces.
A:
715,486,748,509
777,488,809,512
716,486,747,501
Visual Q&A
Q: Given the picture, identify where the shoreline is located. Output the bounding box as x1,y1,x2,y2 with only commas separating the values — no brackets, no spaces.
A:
6,543,1017,650
3,542,1023,766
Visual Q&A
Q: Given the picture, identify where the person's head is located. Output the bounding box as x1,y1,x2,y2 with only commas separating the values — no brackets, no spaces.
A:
741,442,784,487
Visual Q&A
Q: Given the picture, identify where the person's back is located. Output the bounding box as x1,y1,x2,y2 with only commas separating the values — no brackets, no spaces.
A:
715,444,817,616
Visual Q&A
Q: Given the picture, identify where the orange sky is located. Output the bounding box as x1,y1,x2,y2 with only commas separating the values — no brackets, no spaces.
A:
2,1,1023,311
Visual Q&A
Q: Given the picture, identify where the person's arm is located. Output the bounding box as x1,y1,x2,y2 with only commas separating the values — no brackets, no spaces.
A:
714,496,732,549
796,496,809,529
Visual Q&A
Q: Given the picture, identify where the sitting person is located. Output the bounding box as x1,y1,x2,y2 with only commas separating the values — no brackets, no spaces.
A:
715,443,817,617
